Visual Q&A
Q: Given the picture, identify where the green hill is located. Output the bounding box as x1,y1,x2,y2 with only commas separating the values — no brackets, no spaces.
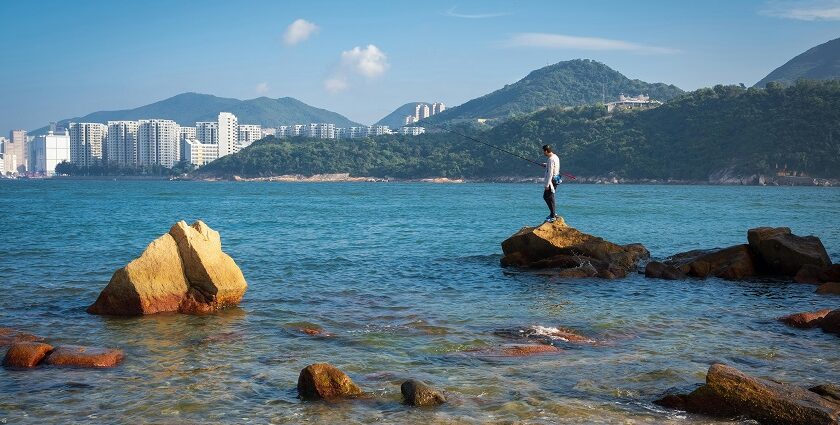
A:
424,59,684,125
375,102,430,128
755,37,840,87
195,81,840,181
31,92,361,134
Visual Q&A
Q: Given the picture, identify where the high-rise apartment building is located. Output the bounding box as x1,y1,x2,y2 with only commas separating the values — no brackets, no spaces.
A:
69,123,107,167
180,126,197,141
416,104,430,120
138,119,180,167
238,124,262,148
6,130,27,173
106,121,139,166
32,130,70,175
195,122,218,144
217,112,238,157
183,139,219,167
431,102,446,115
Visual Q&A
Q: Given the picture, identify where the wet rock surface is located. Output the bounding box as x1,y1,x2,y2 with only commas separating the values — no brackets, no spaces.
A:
297,363,363,400
45,345,124,368
501,218,649,279
2,342,54,369
401,379,446,407
655,363,840,425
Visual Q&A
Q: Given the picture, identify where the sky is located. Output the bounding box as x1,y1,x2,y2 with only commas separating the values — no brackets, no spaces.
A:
1,0,839,134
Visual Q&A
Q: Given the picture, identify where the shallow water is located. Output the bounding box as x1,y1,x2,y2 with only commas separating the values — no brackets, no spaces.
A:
1,181,839,424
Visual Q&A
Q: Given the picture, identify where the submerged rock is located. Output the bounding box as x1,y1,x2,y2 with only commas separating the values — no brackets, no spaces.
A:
401,379,446,407
45,345,124,368
656,363,840,425
500,344,562,356
494,325,594,344
297,363,363,400
0,328,42,347
644,261,686,280
780,309,832,328
817,282,840,296
500,218,649,279
2,342,54,368
87,220,247,316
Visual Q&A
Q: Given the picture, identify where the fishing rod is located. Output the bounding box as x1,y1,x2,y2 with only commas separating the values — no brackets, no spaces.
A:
433,125,577,180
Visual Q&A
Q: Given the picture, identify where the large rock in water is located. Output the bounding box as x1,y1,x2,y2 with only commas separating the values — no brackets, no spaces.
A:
87,220,247,316
500,218,649,279
297,363,363,400
656,245,758,280
655,363,840,425
748,227,831,276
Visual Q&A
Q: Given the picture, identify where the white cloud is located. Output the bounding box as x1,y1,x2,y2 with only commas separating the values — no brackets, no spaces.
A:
504,33,680,54
323,45,390,93
444,6,508,19
255,82,269,95
761,0,840,20
283,19,319,46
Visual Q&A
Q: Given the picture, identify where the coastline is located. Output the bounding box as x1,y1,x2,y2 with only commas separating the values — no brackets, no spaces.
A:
4,173,838,186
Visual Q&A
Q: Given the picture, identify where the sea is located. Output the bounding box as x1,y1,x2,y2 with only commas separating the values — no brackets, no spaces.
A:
1,180,839,424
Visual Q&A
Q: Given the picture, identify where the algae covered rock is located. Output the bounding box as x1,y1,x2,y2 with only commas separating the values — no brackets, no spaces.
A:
401,379,446,407
500,218,648,279
297,363,363,400
87,220,247,316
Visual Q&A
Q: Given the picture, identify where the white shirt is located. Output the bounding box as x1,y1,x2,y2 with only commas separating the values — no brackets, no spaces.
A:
543,153,560,192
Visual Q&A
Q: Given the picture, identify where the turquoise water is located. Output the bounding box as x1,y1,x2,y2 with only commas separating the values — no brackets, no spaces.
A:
1,181,839,424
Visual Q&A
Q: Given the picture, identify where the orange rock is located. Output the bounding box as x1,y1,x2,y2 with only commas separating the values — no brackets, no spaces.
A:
297,363,363,400
816,282,840,296
45,345,124,368
779,309,832,328
2,342,54,368
500,344,562,356
300,328,326,336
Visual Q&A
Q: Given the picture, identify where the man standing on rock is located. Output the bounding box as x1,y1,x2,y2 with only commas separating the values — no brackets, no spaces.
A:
541,145,561,223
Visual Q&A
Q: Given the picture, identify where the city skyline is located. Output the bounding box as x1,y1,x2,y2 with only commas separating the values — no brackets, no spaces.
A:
2,0,840,134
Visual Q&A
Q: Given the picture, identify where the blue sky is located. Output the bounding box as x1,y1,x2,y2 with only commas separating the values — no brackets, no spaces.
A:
1,0,839,133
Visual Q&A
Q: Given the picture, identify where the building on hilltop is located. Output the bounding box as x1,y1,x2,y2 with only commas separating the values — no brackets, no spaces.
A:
261,127,276,139
431,102,445,115
107,121,139,166
184,139,219,167
137,119,180,167
69,123,107,167
605,94,663,113
400,126,425,136
32,130,70,176
238,124,262,148
405,102,445,125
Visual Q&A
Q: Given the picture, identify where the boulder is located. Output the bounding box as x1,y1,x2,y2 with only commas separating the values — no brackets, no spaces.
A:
796,264,828,284
748,227,831,276
657,363,840,425
500,218,649,279
297,363,363,400
88,220,247,316
401,379,446,407
665,245,757,280
817,282,840,296
644,261,686,280
2,342,54,368
820,310,840,335
45,345,124,368
500,344,562,356
779,309,832,328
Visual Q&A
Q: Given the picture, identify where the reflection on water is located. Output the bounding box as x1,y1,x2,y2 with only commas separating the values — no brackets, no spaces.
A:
0,181,838,424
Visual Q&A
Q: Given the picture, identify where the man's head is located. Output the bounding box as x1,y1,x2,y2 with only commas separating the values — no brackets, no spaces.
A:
542,144,553,157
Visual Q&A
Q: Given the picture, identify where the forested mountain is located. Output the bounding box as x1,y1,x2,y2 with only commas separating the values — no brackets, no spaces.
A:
423,59,684,125
375,102,430,128
755,37,840,87
31,93,361,134
195,81,840,182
